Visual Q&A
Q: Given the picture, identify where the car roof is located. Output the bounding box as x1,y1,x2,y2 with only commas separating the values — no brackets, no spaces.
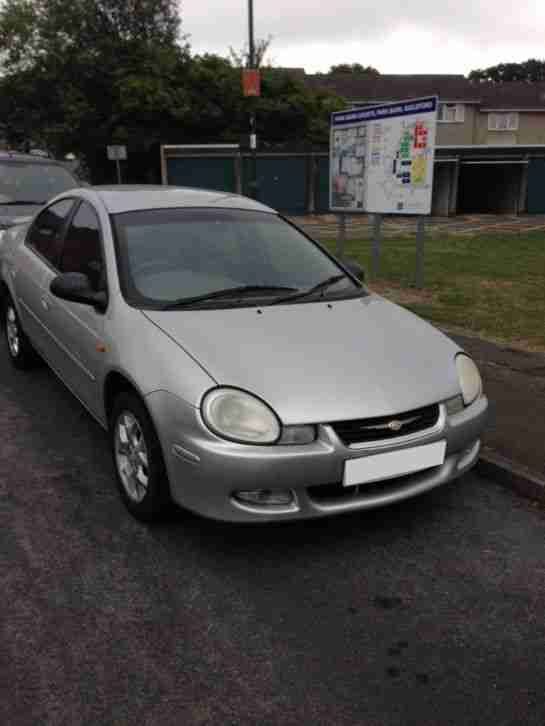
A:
87,185,276,215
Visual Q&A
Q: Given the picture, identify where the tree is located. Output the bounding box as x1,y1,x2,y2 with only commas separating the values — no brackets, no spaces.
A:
0,0,181,71
329,63,379,77
0,0,346,179
228,35,273,68
0,0,190,178
177,54,345,148
468,59,545,83
256,69,344,147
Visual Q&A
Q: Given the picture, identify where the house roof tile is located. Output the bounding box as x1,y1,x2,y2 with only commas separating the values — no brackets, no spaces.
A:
301,72,545,110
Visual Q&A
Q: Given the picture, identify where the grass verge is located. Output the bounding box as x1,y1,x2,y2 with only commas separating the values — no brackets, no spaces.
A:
322,232,545,352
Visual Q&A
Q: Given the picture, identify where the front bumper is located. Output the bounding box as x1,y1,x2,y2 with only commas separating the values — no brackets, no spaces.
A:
146,391,488,523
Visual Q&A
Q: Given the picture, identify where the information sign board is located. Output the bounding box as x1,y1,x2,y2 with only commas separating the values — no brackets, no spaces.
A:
107,145,127,161
330,97,438,214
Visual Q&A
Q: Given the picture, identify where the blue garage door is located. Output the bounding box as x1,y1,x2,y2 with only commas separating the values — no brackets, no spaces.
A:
243,156,308,215
527,159,545,214
167,157,236,193
315,156,330,213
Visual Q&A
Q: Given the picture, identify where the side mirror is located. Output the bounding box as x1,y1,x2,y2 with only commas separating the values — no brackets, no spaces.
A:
50,272,107,311
344,258,365,282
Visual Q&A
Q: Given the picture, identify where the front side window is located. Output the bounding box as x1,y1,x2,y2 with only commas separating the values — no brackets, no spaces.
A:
26,198,74,267
0,162,78,205
112,208,363,309
60,201,105,291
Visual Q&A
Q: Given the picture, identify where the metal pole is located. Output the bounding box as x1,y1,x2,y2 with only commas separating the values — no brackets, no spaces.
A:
248,0,257,199
371,213,382,278
115,159,122,184
337,213,346,259
248,0,255,67
415,216,425,289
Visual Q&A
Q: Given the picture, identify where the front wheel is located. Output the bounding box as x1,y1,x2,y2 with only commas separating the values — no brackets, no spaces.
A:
4,295,38,369
110,392,172,522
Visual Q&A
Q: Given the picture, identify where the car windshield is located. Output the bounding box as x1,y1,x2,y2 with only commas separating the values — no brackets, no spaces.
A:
112,207,364,309
0,161,78,204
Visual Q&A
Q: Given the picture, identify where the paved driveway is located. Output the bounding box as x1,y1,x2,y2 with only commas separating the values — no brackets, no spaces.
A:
2,355,545,726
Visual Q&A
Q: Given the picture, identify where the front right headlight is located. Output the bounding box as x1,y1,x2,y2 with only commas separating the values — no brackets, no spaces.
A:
455,353,483,406
201,387,281,444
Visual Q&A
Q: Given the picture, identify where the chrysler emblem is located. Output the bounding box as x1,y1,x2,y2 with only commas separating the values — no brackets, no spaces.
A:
387,420,404,432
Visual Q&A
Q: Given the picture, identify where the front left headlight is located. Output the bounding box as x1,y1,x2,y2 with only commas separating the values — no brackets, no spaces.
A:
456,353,483,406
201,387,281,444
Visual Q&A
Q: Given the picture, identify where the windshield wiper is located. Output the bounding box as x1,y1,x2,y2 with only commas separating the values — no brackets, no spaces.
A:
162,285,299,310
270,274,349,304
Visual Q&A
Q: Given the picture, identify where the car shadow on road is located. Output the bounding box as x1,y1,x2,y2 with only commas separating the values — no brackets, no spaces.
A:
149,480,466,567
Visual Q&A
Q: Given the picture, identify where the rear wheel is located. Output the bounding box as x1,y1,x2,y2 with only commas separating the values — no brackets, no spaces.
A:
4,295,38,369
110,391,172,522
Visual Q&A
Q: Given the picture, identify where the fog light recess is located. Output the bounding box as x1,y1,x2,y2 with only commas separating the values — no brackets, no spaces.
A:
234,489,295,507
457,439,481,470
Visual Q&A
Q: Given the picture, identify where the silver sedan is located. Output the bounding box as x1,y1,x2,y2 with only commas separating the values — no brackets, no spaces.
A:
0,186,487,522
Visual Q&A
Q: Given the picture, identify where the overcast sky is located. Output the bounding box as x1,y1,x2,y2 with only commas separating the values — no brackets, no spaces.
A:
182,0,545,75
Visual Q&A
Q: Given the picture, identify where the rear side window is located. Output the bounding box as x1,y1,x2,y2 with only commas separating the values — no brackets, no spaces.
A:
26,198,74,267
59,201,105,291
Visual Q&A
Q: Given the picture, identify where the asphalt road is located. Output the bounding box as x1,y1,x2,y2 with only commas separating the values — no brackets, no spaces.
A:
2,350,545,726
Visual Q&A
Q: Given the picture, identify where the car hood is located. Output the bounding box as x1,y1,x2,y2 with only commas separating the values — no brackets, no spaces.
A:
143,295,463,424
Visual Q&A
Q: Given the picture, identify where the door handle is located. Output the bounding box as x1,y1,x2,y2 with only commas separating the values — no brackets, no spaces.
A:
41,298,50,311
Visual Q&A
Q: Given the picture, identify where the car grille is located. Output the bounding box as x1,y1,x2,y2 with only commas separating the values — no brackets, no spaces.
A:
330,403,440,446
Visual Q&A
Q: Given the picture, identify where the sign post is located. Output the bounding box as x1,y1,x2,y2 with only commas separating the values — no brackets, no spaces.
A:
329,97,438,282
107,145,127,184
415,216,426,289
244,0,259,199
336,214,346,259
371,213,382,277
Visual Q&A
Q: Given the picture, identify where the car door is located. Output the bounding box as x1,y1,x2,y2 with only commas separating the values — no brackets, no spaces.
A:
13,198,75,355
40,200,108,420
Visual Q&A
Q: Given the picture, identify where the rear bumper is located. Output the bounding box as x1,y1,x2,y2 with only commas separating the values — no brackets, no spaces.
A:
146,391,488,523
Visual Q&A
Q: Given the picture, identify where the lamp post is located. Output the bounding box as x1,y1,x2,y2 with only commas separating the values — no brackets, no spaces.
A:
247,0,257,199
248,0,255,69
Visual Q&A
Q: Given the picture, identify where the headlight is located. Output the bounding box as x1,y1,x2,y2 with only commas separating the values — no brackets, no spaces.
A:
201,387,281,444
455,354,483,406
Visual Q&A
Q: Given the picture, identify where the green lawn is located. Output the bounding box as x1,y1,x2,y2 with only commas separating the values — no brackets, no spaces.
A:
322,232,545,352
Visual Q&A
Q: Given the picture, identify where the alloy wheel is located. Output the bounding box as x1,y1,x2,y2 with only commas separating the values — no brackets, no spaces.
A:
114,411,150,503
6,305,20,358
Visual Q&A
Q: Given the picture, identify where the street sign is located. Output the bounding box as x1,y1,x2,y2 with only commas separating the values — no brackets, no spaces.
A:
107,145,127,161
330,97,438,214
242,69,261,97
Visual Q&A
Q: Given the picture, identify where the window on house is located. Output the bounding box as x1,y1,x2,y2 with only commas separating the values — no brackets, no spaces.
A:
438,103,465,123
488,112,519,131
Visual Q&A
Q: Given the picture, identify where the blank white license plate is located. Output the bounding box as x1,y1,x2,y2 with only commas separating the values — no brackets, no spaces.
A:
343,440,446,487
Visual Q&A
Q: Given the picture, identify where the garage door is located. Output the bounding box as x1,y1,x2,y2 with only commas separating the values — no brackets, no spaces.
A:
243,156,308,215
167,157,237,193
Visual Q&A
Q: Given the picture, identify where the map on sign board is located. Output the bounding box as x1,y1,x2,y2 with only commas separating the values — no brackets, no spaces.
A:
330,97,438,215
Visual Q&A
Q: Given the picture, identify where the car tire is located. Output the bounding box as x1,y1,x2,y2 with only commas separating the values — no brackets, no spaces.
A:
4,294,38,370
110,391,172,522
